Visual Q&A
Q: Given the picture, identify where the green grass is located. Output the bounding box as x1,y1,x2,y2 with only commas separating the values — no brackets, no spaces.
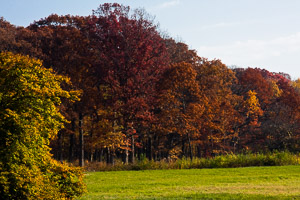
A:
79,165,300,199
84,152,300,171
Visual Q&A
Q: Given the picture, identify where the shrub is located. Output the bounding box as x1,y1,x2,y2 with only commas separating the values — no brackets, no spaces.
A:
84,151,300,172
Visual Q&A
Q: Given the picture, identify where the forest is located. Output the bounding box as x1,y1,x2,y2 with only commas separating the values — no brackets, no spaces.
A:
1,3,300,169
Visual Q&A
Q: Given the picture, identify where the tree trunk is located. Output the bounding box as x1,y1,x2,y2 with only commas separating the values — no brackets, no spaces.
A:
125,141,129,164
182,139,185,158
210,131,214,156
197,145,201,158
89,122,94,162
90,152,93,162
58,131,63,163
69,118,76,162
79,113,84,167
130,135,135,163
106,147,110,164
110,150,114,165
99,148,103,162
137,146,142,161
153,135,158,161
223,131,226,153
147,136,152,160
187,133,193,160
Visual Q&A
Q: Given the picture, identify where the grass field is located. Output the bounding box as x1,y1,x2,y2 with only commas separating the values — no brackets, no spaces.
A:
79,165,300,199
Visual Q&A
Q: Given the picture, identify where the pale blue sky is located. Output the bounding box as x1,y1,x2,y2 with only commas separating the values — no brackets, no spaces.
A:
1,0,300,79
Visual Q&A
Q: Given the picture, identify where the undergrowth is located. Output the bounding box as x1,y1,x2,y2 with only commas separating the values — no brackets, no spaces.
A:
84,151,300,171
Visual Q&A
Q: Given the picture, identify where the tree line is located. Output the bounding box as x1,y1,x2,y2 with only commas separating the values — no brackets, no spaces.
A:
1,3,300,167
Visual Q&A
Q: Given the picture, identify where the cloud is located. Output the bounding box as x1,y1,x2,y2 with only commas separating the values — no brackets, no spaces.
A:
196,32,300,78
157,0,180,9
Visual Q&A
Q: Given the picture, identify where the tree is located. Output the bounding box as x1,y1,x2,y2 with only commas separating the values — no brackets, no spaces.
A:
0,17,41,57
235,68,274,109
232,68,274,151
292,78,300,94
89,3,169,163
164,38,199,65
262,77,300,151
0,17,19,53
157,62,205,159
239,90,264,150
29,14,98,166
0,52,85,199
232,67,300,152
196,59,241,155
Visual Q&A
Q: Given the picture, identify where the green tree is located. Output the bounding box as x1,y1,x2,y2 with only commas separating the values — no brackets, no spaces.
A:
0,52,85,199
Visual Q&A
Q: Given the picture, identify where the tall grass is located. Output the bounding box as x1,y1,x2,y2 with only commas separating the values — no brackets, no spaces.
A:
84,151,300,171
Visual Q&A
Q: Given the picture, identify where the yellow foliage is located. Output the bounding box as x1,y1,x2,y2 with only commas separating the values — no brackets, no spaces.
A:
269,79,282,98
245,90,263,118
0,52,84,199
292,78,300,94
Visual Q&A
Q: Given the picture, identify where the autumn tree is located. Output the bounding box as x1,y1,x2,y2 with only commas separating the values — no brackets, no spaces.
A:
0,52,85,199
196,59,241,155
164,38,199,65
231,68,271,151
262,76,300,151
157,62,205,159
89,3,169,163
234,68,274,109
232,67,300,152
0,18,19,53
238,90,264,150
0,18,39,56
27,14,117,166
29,15,90,166
292,78,300,94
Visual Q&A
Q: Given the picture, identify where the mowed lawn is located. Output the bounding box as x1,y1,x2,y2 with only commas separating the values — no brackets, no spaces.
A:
79,165,300,200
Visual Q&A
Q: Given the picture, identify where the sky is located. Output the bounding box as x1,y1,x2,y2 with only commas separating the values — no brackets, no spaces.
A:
1,0,300,79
